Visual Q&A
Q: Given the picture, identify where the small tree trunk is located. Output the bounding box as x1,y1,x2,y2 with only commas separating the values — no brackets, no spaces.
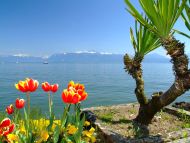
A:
124,54,148,105
135,105,156,125
124,54,165,124
135,92,163,125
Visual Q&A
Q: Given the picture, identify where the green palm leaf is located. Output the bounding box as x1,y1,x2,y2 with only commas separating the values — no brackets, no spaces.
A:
125,0,187,39
175,0,190,38
130,20,161,58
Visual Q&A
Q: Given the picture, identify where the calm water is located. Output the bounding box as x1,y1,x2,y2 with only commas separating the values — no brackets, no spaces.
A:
0,63,189,114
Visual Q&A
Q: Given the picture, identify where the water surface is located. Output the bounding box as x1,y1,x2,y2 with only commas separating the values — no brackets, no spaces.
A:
0,63,189,114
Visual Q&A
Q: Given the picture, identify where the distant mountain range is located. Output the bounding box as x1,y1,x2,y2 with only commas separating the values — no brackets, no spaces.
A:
0,55,43,63
0,52,171,63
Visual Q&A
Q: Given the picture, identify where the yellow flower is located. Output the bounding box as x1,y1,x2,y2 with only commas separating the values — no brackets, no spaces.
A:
7,134,18,143
84,121,90,126
82,127,95,138
19,126,26,135
84,137,90,142
67,124,78,135
35,130,49,143
91,136,96,143
41,130,49,141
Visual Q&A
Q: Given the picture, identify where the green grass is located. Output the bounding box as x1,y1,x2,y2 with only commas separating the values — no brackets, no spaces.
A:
127,107,136,114
98,112,114,122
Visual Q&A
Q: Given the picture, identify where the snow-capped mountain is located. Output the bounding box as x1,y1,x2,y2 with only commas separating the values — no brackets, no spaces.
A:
0,52,170,63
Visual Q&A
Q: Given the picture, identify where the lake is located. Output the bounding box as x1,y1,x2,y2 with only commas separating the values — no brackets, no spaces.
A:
0,63,189,115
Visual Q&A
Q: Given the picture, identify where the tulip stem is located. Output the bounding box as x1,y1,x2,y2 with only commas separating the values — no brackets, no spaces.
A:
14,109,19,124
26,92,30,120
26,92,30,140
74,104,79,124
48,92,52,117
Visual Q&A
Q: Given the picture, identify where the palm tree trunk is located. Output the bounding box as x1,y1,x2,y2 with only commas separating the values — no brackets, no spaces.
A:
135,36,190,125
160,36,190,103
124,54,148,105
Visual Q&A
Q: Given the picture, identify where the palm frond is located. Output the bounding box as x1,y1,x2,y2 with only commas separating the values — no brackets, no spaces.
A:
130,20,161,58
174,29,190,39
125,0,187,39
180,0,190,38
177,0,190,38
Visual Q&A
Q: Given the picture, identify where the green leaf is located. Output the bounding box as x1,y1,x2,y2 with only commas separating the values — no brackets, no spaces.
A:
174,29,190,39
18,134,26,143
53,126,60,143
125,0,187,38
47,112,55,131
129,19,160,57
177,1,190,38
181,6,190,31
73,115,85,143
61,104,70,128
23,108,28,121
130,27,137,52
61,139,67,143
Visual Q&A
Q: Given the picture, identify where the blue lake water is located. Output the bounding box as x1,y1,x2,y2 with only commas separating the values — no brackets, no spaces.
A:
0,63,189,115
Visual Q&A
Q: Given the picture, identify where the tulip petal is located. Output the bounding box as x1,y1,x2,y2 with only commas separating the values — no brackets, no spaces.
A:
67,92,73,103
15,84,19,90
8,124,15,133
33,80,39,92
68,80,75,89
28,78,35,92
62,91,68,103
72,94,80,104
80,92,88,101
18,82,27,92
0,118,11,128
3,130,10,136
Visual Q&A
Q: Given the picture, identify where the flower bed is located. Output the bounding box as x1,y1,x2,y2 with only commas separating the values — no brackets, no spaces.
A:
0,78,97,143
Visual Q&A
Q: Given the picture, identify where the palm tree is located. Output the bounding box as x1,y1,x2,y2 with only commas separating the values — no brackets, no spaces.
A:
124,20,160,106
125,0,188,125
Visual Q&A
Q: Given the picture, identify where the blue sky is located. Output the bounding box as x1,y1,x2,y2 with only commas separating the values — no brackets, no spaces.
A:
0,0,189,57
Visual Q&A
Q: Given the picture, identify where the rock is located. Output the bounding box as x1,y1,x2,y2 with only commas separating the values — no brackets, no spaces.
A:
173,102,190,111
81,110,97,123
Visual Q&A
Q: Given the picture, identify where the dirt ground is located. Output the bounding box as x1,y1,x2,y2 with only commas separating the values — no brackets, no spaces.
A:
91,104,186,139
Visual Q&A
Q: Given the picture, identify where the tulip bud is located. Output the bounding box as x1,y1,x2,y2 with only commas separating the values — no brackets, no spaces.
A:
6,104,14,115
15,98,25,109
42,82,51,92
51,84,59,93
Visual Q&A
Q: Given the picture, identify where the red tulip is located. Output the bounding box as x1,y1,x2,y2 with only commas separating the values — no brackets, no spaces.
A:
42,82,51,92
15,98,25,109
6,105,14,115
50,84,59,93
42,82,59,93
62,81,88,104
15,78,39,92
0,118,15,136
62,90,80,104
